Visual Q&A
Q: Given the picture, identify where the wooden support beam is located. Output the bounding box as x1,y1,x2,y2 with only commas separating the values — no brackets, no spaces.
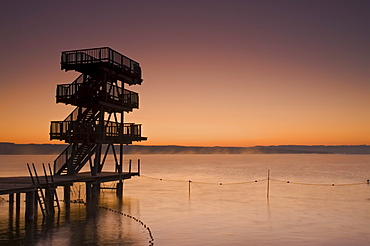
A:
9,193,14,213
8,193,14,227
101,144,111,170
119,144,123,173
25,191,36,222
95,183,101,196
64,185,71,210
86,182,92,201
86,182,100,202
16,193,21,218
116,181,123,198
92,144,102,176
111,144,119,172
44,188,55,216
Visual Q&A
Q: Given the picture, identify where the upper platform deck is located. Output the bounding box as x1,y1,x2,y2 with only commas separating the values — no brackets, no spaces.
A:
61,47,143,85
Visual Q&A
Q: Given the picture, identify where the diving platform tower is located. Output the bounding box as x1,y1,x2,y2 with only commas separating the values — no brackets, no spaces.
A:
50,47,147,176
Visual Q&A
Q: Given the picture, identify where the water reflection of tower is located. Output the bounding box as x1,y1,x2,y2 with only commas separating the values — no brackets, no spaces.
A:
50,47,147,176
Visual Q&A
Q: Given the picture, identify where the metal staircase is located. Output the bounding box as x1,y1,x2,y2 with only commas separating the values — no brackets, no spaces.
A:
54,143,96,175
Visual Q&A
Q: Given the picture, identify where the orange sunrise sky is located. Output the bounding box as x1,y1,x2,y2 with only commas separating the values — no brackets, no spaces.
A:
0,0,369,146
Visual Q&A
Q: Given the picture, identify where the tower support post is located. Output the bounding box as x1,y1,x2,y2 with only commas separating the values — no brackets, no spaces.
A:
116,181,124,198
64,185,71,210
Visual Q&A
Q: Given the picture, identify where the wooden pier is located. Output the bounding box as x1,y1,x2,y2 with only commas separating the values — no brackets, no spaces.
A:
0,171,138,195
1,171,139,221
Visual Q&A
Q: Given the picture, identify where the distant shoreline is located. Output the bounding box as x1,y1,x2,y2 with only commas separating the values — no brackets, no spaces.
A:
0,142,369,155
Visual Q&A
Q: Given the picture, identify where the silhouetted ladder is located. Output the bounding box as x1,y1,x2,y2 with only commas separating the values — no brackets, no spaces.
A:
27,163,60,217
42,163,60,214
27,163,49,217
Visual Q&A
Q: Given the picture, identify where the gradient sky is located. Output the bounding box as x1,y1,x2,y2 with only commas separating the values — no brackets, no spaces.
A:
0,0,369,146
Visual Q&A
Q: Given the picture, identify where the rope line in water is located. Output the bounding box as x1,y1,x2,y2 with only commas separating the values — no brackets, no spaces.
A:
139,175,368,187
269,179,367,186
140,175,266,185
139,175,188,183
70,199,154,246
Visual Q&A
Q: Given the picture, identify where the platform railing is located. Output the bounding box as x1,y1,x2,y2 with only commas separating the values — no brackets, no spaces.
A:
56,74,86,102
50,120,143,141
61,47,141,78
104,82,139,109
56,79,139,109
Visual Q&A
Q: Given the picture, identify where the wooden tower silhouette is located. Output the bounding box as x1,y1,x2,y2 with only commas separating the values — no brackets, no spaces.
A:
50,47,147,176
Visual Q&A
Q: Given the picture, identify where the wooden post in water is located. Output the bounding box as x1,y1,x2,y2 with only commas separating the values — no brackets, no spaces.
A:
138,159,141,176
44,188,54,215
9,193,14,216
64,185,71,210
188,180,191,196
86,182,100,201
116,181,123,198
267,169,270,198
95,183,101,196
25,191,36,221
16,193,21,220
86,182,93,201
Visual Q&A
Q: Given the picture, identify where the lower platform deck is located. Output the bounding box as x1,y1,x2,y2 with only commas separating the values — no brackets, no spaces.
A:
0,172,138,195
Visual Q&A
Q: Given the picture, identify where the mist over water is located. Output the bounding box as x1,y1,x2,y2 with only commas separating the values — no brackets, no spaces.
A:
1,154,370,245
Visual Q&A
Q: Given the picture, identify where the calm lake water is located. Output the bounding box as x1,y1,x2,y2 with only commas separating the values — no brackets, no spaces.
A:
0,154,370,245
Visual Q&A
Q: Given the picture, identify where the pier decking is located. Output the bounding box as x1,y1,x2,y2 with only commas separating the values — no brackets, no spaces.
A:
0,172,138,195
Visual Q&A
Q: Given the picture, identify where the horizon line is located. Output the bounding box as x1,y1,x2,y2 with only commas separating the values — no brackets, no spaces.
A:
1,142,369,148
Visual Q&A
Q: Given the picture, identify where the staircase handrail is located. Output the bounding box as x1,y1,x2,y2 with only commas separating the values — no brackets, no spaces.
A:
56,74,84,100
63,107,89,122
53,144,73,174
104,82,139,109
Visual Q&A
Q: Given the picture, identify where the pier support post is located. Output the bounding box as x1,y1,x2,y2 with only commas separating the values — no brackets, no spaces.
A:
96,183,101,194
8,193,14,230
86,182,93,201
16,193,21,222
86,182,100,202
25,191,36,222
64,185,71,210
45,188,55,215
116,181,124,198
9,193,14,215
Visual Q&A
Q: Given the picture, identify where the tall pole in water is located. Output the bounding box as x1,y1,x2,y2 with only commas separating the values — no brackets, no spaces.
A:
188,180,191,198
267,169,270,198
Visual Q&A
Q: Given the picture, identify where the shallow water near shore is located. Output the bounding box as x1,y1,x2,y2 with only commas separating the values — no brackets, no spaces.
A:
1,154,370,245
